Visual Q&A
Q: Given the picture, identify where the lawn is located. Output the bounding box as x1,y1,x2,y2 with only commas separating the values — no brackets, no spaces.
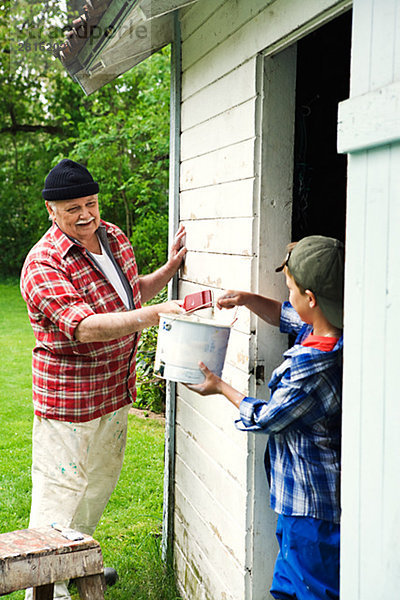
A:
0,282,181,599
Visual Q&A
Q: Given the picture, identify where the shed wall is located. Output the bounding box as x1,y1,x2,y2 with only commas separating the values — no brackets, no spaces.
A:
175,0,351,598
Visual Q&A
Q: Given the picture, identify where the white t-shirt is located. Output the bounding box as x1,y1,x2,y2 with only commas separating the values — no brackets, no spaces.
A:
91,239,130,309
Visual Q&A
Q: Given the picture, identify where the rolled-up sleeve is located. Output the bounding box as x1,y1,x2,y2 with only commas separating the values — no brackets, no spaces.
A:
236,382,309,434
235,396,268,432
22,260,95,341
236,367,340,434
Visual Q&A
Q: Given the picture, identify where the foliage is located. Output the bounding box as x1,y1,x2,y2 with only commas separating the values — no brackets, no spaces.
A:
135,288,167,413
0,1,77,275
131,210,169,280
0,283,35,535
0,282,181,599
0,1,171,276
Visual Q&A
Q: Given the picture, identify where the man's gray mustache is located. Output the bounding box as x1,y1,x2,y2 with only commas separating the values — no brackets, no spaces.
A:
76,217,95,225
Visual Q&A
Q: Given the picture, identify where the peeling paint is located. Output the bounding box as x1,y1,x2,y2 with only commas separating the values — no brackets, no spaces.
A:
185,428,198,444
236,350,248,366
209,522,237,561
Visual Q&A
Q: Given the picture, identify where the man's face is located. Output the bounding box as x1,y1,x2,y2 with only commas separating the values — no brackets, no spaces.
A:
46,195,101,246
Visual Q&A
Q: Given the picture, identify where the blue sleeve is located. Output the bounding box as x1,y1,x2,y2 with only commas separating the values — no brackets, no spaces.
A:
235,371,341,434
235,386,309,433
280,301,305,336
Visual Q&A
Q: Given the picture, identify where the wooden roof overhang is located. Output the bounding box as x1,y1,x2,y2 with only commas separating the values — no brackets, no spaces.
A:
56,0,198,95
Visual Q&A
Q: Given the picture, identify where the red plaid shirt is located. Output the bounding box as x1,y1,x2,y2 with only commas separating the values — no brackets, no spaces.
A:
20,220,142,422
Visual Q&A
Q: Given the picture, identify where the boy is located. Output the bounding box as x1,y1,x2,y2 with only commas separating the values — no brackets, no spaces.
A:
189,235,344,600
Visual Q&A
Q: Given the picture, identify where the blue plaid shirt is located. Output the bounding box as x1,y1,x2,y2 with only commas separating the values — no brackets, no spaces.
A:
237,302,342,523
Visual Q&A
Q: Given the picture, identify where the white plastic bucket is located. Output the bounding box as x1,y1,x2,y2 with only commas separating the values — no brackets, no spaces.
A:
154,313,231,384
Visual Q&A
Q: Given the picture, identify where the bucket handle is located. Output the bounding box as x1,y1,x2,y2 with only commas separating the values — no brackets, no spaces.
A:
161,302,238,328
164,301,216,327
230,307,239,327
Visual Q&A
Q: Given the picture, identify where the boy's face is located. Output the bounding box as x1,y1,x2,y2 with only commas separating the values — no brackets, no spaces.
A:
285,272,313,324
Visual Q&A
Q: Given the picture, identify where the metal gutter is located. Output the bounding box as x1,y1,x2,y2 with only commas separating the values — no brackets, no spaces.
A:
78,0,137,71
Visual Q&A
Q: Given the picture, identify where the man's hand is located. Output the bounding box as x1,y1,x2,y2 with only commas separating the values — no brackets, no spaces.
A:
186,362,223,396
167,223,187,272
139,224,187,303
156,300,185,317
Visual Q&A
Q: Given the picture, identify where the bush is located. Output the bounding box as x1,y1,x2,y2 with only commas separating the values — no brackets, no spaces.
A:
135,289,167,413
130,211,169,275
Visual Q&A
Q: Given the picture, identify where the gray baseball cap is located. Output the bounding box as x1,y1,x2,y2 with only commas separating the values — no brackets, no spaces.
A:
276,235,344,329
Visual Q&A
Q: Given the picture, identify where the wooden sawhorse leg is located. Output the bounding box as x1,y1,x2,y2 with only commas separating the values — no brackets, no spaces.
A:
32,583,54,600
76,574,106,599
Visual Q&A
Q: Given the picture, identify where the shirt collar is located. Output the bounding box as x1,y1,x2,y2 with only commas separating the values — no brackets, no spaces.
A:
282,335,343,381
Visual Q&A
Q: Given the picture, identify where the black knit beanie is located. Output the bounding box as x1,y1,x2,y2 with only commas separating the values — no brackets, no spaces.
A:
42,159,99,200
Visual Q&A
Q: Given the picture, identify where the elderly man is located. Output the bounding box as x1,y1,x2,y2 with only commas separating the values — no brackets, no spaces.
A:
20,159,185,599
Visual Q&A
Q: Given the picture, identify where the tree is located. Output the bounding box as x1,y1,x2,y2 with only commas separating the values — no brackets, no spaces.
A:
0,0,171,277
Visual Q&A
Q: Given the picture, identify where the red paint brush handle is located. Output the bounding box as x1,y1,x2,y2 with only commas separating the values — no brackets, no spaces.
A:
183,290,213,312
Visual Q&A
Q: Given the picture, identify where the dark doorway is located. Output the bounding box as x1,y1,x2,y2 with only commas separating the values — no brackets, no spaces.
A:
292,11,352,242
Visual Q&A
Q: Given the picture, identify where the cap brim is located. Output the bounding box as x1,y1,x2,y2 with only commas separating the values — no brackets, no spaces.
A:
275,252,290,272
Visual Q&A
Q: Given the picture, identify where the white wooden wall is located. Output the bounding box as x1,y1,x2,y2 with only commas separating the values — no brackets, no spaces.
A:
175,0,352,598
337,0,400,598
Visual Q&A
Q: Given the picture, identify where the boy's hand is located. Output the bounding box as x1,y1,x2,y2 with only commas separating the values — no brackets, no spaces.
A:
217,290,248,310
186,362,246,409
186,362,222,396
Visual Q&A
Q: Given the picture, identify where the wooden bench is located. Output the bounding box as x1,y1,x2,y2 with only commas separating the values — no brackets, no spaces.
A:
0,526,105,599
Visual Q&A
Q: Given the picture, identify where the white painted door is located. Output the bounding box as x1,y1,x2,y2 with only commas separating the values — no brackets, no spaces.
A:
338,1,400,598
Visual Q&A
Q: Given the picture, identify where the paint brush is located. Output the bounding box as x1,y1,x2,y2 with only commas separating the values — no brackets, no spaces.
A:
183,290,213,313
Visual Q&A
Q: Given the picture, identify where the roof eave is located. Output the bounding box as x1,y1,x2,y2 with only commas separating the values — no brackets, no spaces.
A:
59,0,198,95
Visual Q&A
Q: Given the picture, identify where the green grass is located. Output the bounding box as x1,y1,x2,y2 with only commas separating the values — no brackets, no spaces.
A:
0,282,181,599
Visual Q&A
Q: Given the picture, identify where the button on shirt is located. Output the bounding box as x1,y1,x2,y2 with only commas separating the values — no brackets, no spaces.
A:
237,302,342,523
20,220,142,423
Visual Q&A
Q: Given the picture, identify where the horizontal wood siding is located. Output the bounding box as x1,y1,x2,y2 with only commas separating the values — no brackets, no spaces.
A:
341,0,400,598
174,488,244,600
181,252,254,290
181,59,257,131
181,98,256,160
175,0,352,598
180,138,256,190
181,0,351,101
181,0,276,72
180,178,255,220
182,218,254,256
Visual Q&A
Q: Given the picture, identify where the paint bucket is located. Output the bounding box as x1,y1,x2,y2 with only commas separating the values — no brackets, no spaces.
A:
154,313,231,384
